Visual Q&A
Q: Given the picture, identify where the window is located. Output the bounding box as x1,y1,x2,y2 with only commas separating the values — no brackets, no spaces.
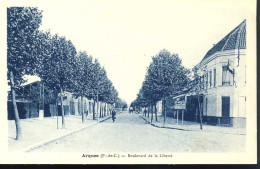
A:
213,69,216,87
202,75,205,89
205,98,208,116
205,73,208,89
209,71,212,88
222,66,230,86
200,76,204,89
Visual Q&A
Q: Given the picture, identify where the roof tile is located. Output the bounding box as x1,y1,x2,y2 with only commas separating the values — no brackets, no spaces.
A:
201,19,246,62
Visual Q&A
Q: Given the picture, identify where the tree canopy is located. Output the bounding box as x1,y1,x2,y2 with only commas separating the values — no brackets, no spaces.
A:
132,49,190,110
7,7,43,85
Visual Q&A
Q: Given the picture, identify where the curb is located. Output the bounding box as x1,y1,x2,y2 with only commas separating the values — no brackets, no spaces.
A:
140,116,246,135
18,116,112,152
140,116,191,131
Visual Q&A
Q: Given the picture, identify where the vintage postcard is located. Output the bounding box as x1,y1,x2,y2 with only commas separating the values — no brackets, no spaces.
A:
0,0,257,164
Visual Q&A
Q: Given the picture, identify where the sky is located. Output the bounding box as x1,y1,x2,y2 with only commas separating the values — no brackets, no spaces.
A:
26,0,251,105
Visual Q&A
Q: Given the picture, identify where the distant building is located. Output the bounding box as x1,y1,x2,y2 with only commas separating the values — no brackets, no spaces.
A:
7,81,93,119
156,100,163,116
8,81,46,120
195,19,246,127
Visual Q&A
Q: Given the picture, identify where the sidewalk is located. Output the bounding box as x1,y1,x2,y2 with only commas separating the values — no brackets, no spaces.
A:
140,115,246,135
8,114,111,152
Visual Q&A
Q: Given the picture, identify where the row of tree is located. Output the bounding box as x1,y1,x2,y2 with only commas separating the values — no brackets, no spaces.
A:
130,49,190,124
115,98,128,110
8,7,122,140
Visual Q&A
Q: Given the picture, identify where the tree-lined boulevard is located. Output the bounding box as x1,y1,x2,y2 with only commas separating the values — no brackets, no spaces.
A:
8,7,192,142
7,6,247,154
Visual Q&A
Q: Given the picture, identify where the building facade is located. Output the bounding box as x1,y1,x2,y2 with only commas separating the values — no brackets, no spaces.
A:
196,20,246,127
8,80,112,120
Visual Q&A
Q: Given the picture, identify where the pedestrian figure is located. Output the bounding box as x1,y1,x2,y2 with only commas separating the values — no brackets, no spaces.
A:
85,110,88,118
144,109,147,117
129,107,133,113
112,109,116,123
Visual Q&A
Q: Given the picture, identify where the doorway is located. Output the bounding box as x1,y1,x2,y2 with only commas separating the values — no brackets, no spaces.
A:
222,96,230,118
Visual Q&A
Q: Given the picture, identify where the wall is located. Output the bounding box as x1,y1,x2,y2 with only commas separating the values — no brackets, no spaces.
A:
200,49,246,120
8,101,38,120
44,104,58,117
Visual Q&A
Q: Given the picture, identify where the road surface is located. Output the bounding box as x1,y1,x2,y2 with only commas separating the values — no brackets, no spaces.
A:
29,111,245,152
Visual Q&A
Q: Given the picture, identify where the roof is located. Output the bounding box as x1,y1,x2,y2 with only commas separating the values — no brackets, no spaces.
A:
21,75,41,86
201,19,246,62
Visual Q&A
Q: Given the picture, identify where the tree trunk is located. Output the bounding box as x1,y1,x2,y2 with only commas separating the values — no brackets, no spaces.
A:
101,103,103,117
151,105,153,124
102,104,105,117
89,102,91,116
155,104,158,122
81,95,85,123
147,106,149,118
60,87,65,128
103,104,105,117
56,99,59,129
10,71,22,140
93,101,96,120
100,103,102,117
103,103,105,116
102,103,106,117
107,106,109,115
99,102,102,118
106,103,109,116
104,103,106,116
97,91,99,123
163,98,166,125
198,96,203,130
102,104,106,117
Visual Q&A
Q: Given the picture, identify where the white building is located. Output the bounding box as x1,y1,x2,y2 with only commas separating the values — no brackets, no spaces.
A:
59,92,112,118
196,20,246,127
156,100,163,115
